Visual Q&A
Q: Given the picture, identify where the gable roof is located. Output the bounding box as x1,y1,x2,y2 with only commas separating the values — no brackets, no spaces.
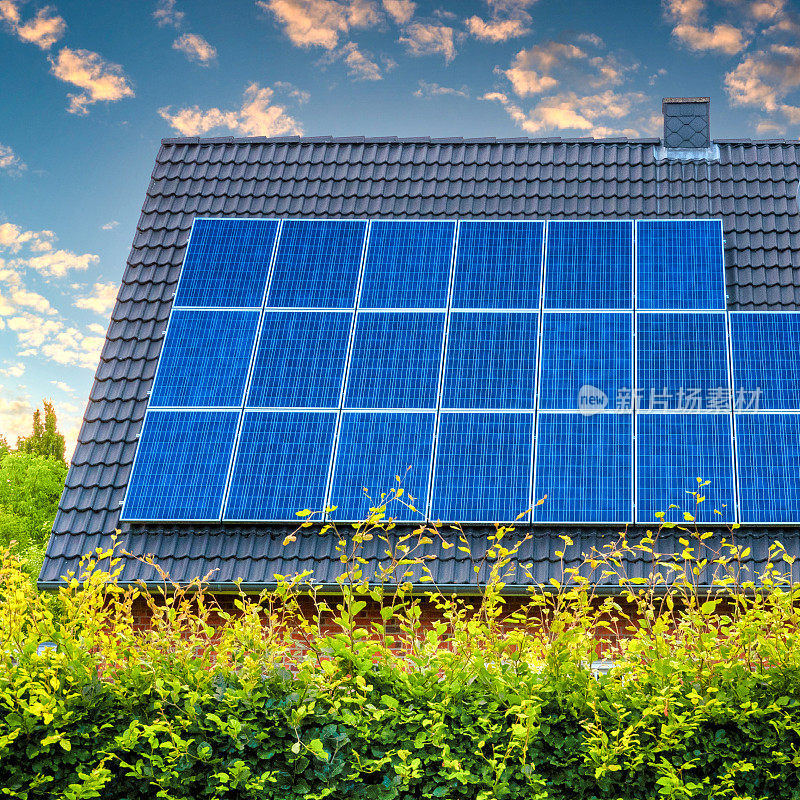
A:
39,134,800,589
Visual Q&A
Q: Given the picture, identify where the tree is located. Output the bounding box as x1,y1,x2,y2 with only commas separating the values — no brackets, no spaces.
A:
17,400,66,463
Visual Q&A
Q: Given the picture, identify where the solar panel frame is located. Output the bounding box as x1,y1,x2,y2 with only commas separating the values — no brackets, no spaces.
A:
223,410,338,522
148,309,261,409
635,219,726,311
120,409,240,522
531,411,634,524
544,219,634,310
429,411,535,523
327,410,435,522
735,412,800,525
635,412,736,524
173,218,281,309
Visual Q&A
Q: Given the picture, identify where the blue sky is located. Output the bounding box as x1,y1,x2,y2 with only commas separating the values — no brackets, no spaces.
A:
1,0,798,457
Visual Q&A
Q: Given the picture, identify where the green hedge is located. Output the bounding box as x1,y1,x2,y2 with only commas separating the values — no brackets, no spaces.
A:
2,517,800,799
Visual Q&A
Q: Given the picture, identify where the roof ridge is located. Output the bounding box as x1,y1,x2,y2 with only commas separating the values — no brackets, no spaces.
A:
159,135,665,146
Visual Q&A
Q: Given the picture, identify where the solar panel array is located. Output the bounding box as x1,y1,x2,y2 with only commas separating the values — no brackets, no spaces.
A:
122,217,800,526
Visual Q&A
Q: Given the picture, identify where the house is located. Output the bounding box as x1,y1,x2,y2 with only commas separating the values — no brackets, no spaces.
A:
39,97,800,606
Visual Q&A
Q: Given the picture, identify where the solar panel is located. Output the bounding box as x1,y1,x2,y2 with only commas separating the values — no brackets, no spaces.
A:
544,220,633,309
538,313,632,411
636,413,735,523
533,413,632,523
149,310,260,408
174,219,279,308
451,221,543,309
736,413,800,523
637,220,725,310
359,220,455,308
731,313,800,410
345,312,445,409
267,220,367,309
247,311,352,408
122,410,238,521
224,411,337,520
637,312,730,411
328,411,434,521
430,412,533,522
442,312,539,409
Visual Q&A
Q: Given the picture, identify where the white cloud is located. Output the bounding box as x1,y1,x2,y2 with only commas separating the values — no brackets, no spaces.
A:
0,362,24,378
484,89,649,136
10,288,54,314
86,322,106,336
257,0,380,49
466,16,528,41
382,0,414,24
663,0,748,54
154,0,185,27
341,41,382,79
414,80,468,98
725,43,800,111
50,379,73,393
74,281,117,316
159,82,303,136
0,142,26,176
172,32,217,64
26,249,97,277
399,21,457,62
0,395,33,449
0,221,97,278
101,220,118,230
0,1,65,49
48,47,135,114
0,222,55,253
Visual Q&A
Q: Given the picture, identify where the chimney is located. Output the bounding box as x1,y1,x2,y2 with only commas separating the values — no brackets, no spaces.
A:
662,97,711,149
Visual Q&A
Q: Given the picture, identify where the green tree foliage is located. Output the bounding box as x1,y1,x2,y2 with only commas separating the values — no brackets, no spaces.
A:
16,400,66,464
2,500,800,799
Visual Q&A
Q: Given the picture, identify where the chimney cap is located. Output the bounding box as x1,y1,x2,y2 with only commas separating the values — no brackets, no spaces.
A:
662,97,710,105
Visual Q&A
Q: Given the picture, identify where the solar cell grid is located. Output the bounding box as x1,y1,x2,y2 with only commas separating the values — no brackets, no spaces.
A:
247,311,352,408
345,311,445,409
442,312,539,409
267,219,367,308
122,410,238,521
328,411,434,521
359,220,455,308
538,312,632,411
430,412,533,522
174,218,279,308
636,413,735,523
452,221,543,309
224,411,337,520
544,220,633,309
636,312,730,411
149,310,260,408
736,414,800,524
731,313,800,410
637,219,725,310
533,413,633,523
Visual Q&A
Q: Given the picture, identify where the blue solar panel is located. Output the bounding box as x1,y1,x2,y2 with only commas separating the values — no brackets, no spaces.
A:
736,413,800,523
452,221,543,309
538,313,632,411
328,411,434,521
122,410,238,521
224,411,337,520
731,313,800,410
174,219,279,308
544,221,633,309
637,413,735,523
430,412,533,522
267,220,367,308
359,221,455,308
247,311,352,408
442,312,538,409
345,312,445,409
533,413,632,522
637,312,730,411
149,310,259,408
637,220,725,310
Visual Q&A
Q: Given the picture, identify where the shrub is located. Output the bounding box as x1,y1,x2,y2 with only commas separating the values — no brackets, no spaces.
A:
2,498,800,799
